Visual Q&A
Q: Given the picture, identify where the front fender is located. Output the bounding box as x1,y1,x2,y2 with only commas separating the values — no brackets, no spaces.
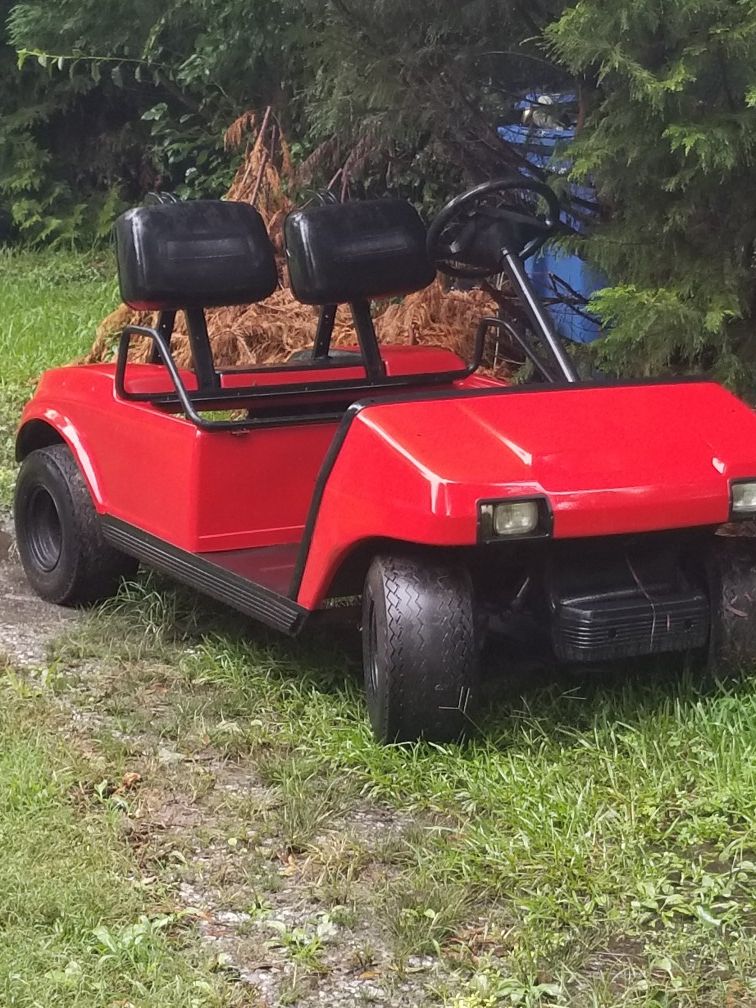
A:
295,406,487,608
294,380,756,608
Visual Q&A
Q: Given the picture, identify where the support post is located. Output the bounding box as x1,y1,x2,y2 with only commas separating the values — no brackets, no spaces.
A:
149,310,177,365
184,308,220,392
500,250,578,383
350,300,387,383
313,305,337,360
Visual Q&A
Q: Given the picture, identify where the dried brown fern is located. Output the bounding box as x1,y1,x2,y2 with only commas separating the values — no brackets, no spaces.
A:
87,110,502,374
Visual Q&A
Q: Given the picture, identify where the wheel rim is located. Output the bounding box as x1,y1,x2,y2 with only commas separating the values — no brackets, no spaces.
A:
26,486,63,572
367,598,380,697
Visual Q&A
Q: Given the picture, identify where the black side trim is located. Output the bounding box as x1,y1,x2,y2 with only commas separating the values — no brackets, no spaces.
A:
288,376,718,600
102,517,307,635
218,354,360,375
289,403,366,598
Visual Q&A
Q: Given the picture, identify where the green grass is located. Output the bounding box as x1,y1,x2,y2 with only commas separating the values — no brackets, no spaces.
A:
53,580,756,1007
0,667,243,1008
0,248,118,504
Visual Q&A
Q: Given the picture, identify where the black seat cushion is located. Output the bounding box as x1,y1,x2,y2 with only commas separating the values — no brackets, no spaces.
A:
116,200,279,311
284,199,436,305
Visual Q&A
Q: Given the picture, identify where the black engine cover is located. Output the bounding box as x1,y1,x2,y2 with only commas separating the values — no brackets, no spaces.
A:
549,541,709,662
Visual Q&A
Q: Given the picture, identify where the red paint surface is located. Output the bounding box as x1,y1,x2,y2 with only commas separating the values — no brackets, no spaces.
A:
18,347,468,552
296,381,756,605
19,359,756,612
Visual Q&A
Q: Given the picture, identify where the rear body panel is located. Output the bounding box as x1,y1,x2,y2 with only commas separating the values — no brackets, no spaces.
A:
17,348,472,555
20,365,340,552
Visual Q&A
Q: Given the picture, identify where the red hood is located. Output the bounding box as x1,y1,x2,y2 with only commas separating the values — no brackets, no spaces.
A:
356,380,756,537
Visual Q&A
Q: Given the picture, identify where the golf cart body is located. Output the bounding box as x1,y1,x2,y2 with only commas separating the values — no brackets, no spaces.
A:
15,182,756,743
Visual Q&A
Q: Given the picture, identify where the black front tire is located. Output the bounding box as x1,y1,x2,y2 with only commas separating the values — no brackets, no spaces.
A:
362,553,478,744
14,444,138,606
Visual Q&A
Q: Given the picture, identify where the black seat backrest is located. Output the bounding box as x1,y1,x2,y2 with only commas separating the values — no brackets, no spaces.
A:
284,198,435,305
115,200,278,311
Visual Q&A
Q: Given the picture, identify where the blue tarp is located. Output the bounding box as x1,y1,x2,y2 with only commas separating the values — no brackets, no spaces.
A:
498,98,606,344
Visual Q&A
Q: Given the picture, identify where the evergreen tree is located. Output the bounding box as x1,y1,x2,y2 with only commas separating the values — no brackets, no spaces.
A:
547,0,756,384
6,0,756,385
0,0,158,244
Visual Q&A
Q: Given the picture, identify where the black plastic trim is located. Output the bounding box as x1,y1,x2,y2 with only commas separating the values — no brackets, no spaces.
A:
289,402,367,598
146,369,469,407
217,355,362,376
101,517,307,634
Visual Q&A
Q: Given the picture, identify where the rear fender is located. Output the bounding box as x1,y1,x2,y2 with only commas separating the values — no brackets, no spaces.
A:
16,406,105,508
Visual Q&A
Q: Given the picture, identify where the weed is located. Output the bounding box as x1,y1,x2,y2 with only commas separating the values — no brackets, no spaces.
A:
267,919,327,969
0,671,240,1007
266,760,347,853
382,875,474,967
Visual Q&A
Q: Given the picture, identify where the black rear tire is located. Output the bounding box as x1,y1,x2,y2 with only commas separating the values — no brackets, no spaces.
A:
14,444,139,606
362,553,478,744
709,536,756,668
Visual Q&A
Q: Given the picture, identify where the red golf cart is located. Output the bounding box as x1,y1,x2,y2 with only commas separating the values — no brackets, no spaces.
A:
13,179,756,743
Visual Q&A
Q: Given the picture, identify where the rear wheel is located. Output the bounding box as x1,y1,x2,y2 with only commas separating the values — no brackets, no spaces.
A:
709,536,756,668
361,553,478,744
14,444,138,606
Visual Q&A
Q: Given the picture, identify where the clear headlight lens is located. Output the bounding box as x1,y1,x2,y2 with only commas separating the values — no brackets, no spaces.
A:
480,500,540,538
731,481,756,516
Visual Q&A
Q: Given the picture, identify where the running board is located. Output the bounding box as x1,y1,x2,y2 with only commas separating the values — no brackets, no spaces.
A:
101,517,307,635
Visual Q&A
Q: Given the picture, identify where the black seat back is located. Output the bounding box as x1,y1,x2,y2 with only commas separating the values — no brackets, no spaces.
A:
116,200,278,311
284,199,435,305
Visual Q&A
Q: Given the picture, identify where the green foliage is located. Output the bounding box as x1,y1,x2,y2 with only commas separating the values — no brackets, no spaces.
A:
294,1,565,208
0,50,92,244
8,0,564,209
9,0,311,199
547,1,756,385
5,0,756,383
139,103,238,200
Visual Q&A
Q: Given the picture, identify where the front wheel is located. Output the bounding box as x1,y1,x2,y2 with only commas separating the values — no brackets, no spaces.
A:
362,553,479,744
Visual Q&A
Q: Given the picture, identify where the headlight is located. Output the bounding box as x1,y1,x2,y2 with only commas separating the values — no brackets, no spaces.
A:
478,498,550,540
731,480,756,516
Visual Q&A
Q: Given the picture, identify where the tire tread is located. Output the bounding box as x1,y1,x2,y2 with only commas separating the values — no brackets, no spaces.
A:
14,445,138,606
363,553,477,743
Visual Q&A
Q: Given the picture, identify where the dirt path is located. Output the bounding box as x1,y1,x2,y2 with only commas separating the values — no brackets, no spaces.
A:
0,518,81,666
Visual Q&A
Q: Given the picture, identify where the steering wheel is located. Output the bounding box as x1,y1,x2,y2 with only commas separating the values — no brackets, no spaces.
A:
427,177,561,279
